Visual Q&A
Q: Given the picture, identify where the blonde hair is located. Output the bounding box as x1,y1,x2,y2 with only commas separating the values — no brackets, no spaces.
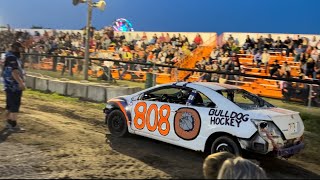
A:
203,152,235,179
217,157,268,179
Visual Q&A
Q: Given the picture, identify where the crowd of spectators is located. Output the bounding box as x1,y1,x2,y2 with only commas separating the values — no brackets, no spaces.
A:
192,34,320,82
1,27,206,78
1,27,320,81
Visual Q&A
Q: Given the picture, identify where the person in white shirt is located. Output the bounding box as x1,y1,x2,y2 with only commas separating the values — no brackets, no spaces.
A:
260,48,270,73
210,47,220,61
309,36,317,48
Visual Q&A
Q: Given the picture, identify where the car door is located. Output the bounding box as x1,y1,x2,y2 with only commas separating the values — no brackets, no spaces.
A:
131,86,188,142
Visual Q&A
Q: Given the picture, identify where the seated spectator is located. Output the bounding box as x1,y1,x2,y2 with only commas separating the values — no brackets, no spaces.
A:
210,47,220,61
313,59,320,79
260,48,270,72
274,36,283,52
227,34,234,44
309,36,317,48
254,50,262,67
193,33,203,46
165,33,171,43
280,61,291,78
217,156,268,179
264,34,274,50
220,53,230,70
280,80,293,101
149,34,158,45
243,35,253,50
203,152,235,179
302,37,308,49
212,61,220,72
270,60,281,77
306,57,315,78
294,45,304,62
257,36,265,50
311,47,319,61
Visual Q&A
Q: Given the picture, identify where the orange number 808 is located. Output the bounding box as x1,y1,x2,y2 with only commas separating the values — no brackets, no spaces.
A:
133,102,171,136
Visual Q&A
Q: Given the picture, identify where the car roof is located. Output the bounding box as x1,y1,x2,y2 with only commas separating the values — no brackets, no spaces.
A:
191,82,240,90
163,82,240,91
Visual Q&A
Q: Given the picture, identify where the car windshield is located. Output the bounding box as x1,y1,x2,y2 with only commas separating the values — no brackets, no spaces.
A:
217,89,275,110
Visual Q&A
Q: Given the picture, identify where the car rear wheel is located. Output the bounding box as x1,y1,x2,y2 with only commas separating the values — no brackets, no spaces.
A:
210,136,241,156
107,110,128,137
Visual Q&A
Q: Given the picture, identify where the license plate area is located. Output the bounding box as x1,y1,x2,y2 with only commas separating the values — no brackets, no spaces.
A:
288,122,298,133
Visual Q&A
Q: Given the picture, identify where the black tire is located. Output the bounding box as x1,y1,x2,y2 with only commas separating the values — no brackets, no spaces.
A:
107,110,128,137
210,136,241,156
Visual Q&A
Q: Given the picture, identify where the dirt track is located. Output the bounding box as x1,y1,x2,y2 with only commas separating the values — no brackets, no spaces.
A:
0,92,319,179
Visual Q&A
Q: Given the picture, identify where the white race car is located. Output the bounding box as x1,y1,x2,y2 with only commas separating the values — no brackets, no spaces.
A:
104,82,305,157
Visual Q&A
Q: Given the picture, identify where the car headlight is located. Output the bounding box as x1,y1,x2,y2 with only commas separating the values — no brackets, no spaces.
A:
251,119,285,150
106,104,113,109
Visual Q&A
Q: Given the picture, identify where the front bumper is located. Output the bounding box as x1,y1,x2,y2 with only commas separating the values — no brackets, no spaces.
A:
275,142,305,157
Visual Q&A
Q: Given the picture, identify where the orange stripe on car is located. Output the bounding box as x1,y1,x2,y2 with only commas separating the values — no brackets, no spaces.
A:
110,100,130,126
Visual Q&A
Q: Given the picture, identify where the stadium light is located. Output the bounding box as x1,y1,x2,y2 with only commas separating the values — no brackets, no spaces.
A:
73,0,106,80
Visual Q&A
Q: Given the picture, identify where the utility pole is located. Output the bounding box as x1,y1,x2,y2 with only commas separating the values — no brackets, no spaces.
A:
84,0,93,80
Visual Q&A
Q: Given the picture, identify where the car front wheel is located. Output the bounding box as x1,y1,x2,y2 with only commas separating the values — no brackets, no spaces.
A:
107,110,128,137
210,136,241,156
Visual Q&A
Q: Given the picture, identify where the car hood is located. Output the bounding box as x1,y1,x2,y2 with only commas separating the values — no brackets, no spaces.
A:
248,108,304,140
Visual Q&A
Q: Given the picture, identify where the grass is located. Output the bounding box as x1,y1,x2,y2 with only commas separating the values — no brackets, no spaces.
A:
263,97,320,134
24,89,106,110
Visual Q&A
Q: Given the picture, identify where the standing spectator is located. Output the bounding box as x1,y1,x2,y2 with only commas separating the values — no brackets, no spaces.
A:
3,42,26,132
217,157,268,179
203,152,235,179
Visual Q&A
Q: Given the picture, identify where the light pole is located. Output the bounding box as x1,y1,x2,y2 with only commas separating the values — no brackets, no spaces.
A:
73,0,106,80
84,0,93,80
